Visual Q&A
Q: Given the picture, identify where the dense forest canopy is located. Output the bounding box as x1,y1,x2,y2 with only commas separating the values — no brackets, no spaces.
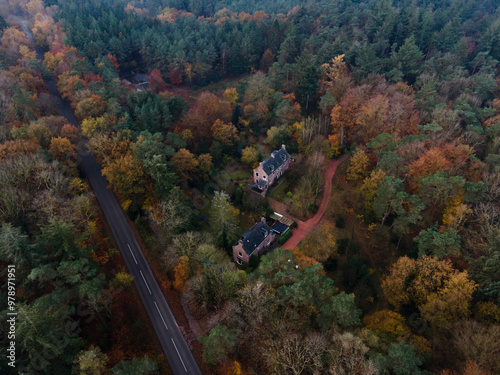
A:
1,0,499,374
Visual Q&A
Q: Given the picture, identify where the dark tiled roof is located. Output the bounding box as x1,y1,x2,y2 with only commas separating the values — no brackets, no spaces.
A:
261,147,290,175
257,179,267,189
272,222,289,234
239,222,271,254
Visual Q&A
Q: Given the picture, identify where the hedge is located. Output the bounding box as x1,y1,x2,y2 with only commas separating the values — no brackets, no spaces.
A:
278,228,293,245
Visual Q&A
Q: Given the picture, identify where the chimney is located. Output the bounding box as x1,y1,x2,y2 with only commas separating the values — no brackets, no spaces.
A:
260,217,266,224
282,144,286,149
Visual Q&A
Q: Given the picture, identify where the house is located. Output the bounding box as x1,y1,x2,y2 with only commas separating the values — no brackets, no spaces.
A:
233,218,276,265
253,145,291,195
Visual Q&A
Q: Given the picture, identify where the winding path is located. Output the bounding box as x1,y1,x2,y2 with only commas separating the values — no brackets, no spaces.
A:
282,155,347,249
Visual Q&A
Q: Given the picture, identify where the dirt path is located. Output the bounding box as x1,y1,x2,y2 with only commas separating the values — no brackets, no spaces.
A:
282,155,348,249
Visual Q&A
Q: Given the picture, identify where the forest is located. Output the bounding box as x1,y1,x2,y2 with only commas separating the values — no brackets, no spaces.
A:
0,0,499,374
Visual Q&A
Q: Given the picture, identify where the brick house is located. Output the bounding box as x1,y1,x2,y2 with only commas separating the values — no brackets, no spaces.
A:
233,218,276,265
253,145,291,195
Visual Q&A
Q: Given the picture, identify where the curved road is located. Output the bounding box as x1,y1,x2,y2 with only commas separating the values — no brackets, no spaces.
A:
13,15,202,375
282,155,348,249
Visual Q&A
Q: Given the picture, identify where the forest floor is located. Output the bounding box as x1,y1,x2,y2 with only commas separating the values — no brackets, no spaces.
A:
282,154,348,249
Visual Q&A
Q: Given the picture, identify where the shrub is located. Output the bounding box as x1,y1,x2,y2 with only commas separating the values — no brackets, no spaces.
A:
335,214,345,228
278,228,293,245
292,221,298,228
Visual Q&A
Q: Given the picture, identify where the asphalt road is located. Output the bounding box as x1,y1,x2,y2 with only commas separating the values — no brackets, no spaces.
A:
13,15,203,375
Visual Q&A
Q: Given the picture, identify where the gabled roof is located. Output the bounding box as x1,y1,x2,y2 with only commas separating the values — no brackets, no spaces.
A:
257,179,267,189
238,222,272,255
260,146,290,175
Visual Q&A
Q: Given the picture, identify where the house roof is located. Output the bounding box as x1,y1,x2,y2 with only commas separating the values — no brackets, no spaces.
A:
261,146,290,175
272,222,289,234
238,222,272,255
257,179,267,189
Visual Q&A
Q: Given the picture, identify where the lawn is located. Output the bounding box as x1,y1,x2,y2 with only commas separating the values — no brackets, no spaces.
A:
228,170,252,180
269,180,290,201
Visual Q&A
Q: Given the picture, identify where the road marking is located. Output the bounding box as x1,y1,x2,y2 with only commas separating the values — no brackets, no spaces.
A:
127,243,138,264
154,301,169,330
171,338,188,372
140,270,152,294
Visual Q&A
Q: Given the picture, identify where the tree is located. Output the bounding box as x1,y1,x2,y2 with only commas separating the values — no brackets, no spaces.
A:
292,51,320,114
223,88,238,108
149,69,167,93
391,35,423,84
452,320,500,373
384,342,423,375
319,292,361,330
266,125,291,149
414,227,461,258
264,333,326,375
171,148,199,183
210,191,240,248
73,346,108,375
101,154,150,206
200,325,240,365
197,153,213,181
346,149,370,182
382,256,477,327
363,310,410,345
0,223,32,269
361,169,386,214
211,119,240,148
241,146,259,167
75,94,107,120
49,136,77,171
60,124,79,143
173,255,191,292
420,272,477,328
301,223,336,263
111,357,159,375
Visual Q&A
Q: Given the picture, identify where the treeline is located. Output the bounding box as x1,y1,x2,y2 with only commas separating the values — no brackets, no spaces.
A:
44,0,499,92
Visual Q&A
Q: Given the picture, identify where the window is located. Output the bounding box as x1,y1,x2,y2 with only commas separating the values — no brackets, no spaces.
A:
238,251,243,257
263,175,266,179
281,154,286,161
269,165,274,172
255,172,258,177
236,258,243,265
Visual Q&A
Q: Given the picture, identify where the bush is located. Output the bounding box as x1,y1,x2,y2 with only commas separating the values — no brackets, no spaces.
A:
335,214,345,228
249,255,260,268
278,228,293,245
308,202,318,213
292,221,298,228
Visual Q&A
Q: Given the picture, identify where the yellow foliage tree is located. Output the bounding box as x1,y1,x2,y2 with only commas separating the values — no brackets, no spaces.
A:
241,146,259,168
291,247,321,269
383,256,477,328
211,119,240,147
420,272,477,328
197,153,213,181
223,88,239,108
173,256,191,292
301,223,336,263
172,148,199,182
441,195,471,230
361,169,386,213
327,134,341,157
346,149,370,182
475,302,500,325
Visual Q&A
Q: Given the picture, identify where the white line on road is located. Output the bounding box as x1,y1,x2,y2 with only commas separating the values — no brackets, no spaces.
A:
171,338,188,372
154,301,169,330
127,243,138,264
140,270,152,294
